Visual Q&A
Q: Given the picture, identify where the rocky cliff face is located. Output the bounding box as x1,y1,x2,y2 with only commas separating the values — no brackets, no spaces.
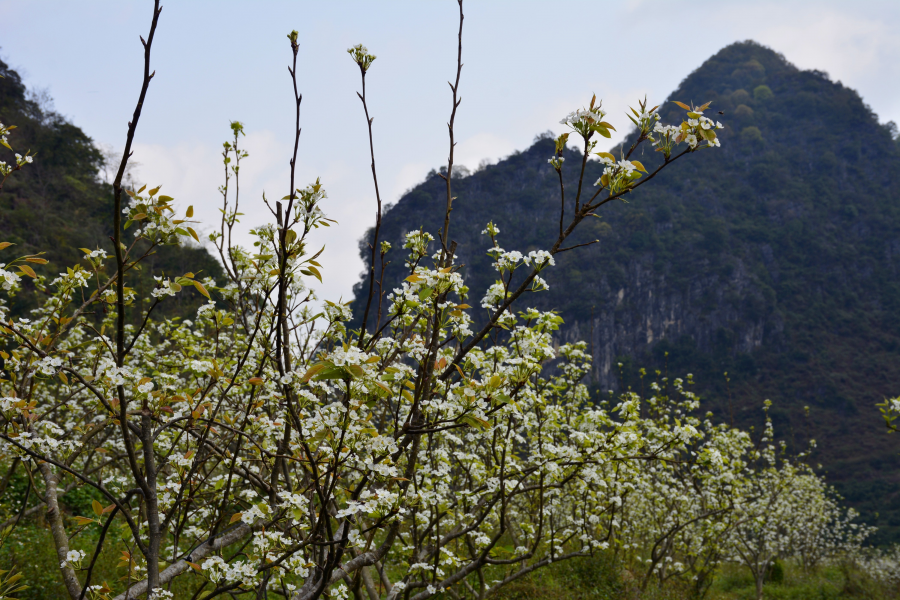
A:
560,253,778,389
353,41,900,541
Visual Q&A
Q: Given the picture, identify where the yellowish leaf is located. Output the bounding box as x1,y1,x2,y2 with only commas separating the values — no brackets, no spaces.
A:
186,205,194,218
17,265,36,278
192,281,210,299
229,513,243,524
187,227,199,242
0,242,14,250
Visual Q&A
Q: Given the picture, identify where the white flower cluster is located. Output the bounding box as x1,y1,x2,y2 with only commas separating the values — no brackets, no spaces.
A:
523,249,554,268
35,355,63,376
201,555,261,587
0,153,32,176
0,120,11,147
481,221,500,237
151,276,178,298
0,264,20,290
50,269,90,289
560,106,606,135
60,549,86,569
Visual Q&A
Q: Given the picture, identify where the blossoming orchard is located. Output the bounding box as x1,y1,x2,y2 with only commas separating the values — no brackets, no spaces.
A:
0,2,896,600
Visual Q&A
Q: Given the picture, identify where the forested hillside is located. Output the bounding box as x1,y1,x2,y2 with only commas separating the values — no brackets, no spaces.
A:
352,41,900,542
0,58,220,318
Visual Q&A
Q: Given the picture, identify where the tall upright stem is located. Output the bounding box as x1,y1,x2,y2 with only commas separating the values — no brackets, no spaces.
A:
277,35,303,378
110,0,163,591
439,0,464,268
357,60,384,345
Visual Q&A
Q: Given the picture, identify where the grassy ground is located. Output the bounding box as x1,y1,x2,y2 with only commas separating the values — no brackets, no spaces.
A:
491,556,898,600
0,524,207,599
2,523,897,599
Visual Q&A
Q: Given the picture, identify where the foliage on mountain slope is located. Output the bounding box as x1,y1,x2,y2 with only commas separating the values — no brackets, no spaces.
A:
352,41,900,543
0,58,221,319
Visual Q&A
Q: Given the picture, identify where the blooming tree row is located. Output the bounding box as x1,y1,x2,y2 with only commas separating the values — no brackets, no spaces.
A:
0,2,873,600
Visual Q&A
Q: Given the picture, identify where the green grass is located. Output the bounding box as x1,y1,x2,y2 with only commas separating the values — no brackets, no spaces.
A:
3,523,897,600
0,524,207,600
491,555,898,600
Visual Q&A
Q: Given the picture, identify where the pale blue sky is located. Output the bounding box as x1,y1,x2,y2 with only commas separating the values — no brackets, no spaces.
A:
3,0,900,300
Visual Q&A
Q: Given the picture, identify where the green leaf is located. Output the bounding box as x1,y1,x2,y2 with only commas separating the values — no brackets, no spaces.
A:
373,381,393,396
460,414,491,430
314,366,351,380
301,363,326,382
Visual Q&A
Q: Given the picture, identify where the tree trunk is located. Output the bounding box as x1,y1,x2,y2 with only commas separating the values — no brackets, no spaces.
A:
39,462,83,600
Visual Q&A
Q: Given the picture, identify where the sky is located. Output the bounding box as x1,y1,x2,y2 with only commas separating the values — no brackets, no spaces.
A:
3,0,900,302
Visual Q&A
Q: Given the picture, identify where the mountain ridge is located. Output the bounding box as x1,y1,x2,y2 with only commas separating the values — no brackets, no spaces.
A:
351,40,900,542
0,57,222,318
